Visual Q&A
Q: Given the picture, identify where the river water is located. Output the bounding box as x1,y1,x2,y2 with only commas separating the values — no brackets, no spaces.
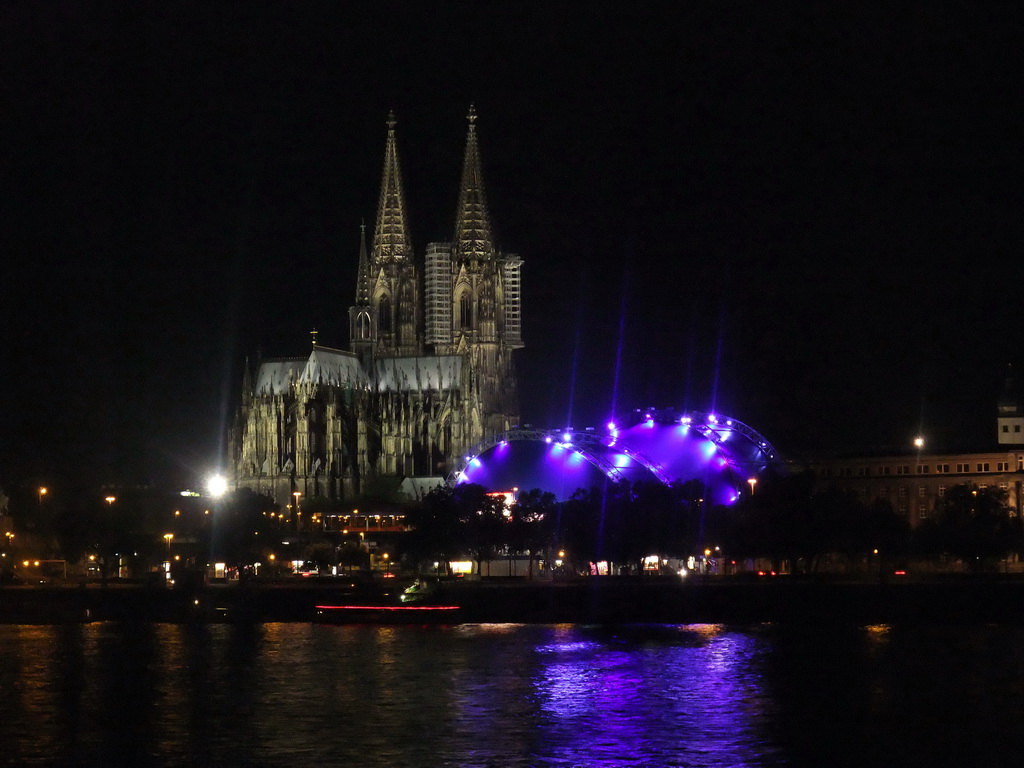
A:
2,621,1023,767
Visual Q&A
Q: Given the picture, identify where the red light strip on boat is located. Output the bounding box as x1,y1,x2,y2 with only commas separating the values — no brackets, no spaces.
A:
316,605,460,611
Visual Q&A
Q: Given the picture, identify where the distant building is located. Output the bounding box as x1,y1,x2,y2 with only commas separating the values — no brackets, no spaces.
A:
231,108,523,507
997,368,1024,445
809,372,1024,526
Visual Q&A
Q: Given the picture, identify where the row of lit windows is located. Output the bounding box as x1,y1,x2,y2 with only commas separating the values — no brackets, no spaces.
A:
822,458,1023,478
867,482,1008,500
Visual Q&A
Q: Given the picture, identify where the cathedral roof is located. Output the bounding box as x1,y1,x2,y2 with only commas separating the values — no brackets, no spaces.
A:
372,111,414,262
252,348,462,395
452,105,495,262
253,358,305,395
306,346,368,387
253,346,368,395
372,355,463,392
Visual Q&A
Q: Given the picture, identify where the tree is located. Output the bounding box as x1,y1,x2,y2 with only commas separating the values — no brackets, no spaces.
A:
916,484,1021,571
555,487,604,571
858,498,910,573
509,489,557,578
209,488,278,569
337,540,369,572
724,470,817,571
452,484,505,576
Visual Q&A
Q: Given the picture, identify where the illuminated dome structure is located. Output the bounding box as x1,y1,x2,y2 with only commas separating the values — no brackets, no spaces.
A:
450,408,781,505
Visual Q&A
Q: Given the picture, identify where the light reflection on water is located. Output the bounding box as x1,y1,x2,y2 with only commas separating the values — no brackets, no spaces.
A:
534,624,777,766
3,622,1024,766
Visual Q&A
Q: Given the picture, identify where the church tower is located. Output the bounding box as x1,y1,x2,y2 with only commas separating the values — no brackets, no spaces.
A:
997,365,1024,445
423,106,523,435
348,222,373,361
349,112,422,359
236,108,524,508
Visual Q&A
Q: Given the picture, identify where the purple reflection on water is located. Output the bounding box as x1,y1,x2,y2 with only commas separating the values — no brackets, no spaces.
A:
533,625,779,766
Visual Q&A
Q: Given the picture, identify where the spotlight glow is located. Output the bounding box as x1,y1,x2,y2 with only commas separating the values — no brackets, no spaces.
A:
206,474,228,499
453,410,780,505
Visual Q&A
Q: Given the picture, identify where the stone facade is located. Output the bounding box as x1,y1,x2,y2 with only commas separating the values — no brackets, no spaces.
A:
810,449,1024,528
231,109,522,507
809,376,1024,527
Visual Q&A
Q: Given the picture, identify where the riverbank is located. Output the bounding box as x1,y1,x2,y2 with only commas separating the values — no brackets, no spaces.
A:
6,576,1024,624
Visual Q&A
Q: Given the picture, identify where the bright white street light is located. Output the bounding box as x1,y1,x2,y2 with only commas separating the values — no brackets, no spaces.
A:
207,474,228,499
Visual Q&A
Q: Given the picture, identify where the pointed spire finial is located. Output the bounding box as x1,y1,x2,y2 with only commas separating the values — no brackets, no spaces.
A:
372,111,413,262
387,110,396,130
311,328,318,347
453,105,494,261
355,222,371,305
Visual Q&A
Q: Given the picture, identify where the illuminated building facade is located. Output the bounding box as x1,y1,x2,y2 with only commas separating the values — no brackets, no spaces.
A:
231,109,523,507
809,379,1024,527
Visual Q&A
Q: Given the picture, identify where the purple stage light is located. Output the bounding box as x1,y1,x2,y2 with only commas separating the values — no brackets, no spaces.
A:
452,412,779,504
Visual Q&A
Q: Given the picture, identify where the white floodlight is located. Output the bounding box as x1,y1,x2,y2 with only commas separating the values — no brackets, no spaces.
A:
207,473,228,499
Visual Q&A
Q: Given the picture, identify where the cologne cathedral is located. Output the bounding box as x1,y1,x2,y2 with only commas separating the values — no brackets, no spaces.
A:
231,108,523,507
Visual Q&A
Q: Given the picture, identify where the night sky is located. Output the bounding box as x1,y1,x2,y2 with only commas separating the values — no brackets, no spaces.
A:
3,3,1023,490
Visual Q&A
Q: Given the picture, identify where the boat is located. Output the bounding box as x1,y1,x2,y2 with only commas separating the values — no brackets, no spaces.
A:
313,579,461,624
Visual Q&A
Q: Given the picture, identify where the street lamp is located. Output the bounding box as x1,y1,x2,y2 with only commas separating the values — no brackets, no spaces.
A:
747,478,757,495
913,436,925,449
38,487,48,507
163,533,174,558
105,495,116,508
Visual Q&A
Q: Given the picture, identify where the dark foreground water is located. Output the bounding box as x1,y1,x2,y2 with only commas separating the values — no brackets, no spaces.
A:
2,622,1024,767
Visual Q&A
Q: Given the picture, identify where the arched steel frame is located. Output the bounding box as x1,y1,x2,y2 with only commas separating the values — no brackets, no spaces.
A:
446,412,780,490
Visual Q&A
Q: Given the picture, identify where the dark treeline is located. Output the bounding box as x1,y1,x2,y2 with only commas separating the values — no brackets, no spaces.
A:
4,473,1022,580
405,473,1024,576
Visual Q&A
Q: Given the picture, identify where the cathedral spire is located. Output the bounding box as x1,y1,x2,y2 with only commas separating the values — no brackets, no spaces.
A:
453,104,495,262
241,356,253,404
355,220,370,305
372,111,413,262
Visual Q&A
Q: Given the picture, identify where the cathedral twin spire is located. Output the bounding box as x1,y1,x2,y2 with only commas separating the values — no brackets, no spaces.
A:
453,104,496,263
352,107,513,357
372,111,414,263
370,105,495,266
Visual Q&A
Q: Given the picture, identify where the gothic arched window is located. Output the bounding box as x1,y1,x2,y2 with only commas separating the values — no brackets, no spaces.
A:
356,311,371,340
378,295,392,333
458,292,472,330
